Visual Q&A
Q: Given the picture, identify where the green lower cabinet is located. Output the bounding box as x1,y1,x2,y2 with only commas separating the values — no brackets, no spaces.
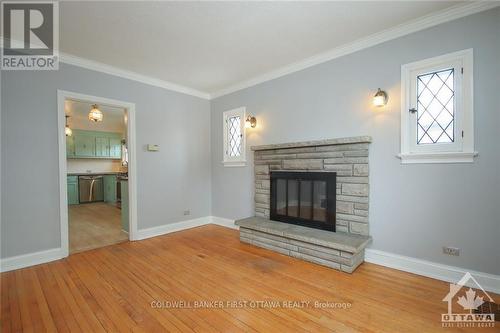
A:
104,175,117,203
121,180,129,232
67,176,79,205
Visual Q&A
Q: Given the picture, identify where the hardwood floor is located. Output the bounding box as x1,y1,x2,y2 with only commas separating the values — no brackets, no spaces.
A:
1,224,498,332
69,202,128,254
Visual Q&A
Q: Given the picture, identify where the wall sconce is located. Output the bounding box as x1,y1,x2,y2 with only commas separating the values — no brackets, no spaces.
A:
245,115,257,128
373,88,388,107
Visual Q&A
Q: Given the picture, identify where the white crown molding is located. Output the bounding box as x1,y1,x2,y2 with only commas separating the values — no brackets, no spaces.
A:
0,37,210,100
210,2,500,99
2,2,498,100
59,52,211,100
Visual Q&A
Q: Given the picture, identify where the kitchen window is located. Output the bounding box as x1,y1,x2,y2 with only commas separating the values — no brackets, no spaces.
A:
399,49,475,164
222,107,246,167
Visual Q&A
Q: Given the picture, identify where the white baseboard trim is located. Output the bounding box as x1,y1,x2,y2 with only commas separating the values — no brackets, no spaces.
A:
136,216,212,240
0,248,65,273
210,216,239,229
4,218,497,294
365,249,500,294
0,216,231,272
136,216,239,241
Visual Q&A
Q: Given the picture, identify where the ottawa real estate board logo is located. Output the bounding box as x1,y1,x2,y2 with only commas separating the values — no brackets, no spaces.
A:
1,1,59,70
441,272,496,328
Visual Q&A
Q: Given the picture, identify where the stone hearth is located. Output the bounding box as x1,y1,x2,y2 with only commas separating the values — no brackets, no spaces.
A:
236,217,371,273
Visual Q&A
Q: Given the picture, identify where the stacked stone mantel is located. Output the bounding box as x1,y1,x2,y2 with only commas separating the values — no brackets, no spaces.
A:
252,136,371,236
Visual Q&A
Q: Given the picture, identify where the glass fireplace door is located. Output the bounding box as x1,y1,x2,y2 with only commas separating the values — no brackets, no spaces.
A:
270,171,336,232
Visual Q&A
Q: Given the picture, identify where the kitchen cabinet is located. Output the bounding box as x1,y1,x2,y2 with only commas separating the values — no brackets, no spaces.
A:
74,134,95,157
95,137,110,157
67,176,79,205
104,175,117,203
67,130,122,159
66,135,75,158
109,138,122,158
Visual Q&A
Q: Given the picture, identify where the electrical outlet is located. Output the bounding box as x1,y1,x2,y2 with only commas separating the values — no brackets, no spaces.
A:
443,246,460,256
183,210,190,216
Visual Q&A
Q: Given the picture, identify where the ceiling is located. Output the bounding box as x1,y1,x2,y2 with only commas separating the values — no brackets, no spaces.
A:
59,1,465,96
65,99,125,133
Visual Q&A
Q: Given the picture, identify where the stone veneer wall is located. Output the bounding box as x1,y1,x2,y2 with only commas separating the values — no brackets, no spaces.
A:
253,136,371,236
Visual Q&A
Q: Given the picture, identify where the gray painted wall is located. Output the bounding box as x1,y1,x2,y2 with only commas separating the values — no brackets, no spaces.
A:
1,63,211,258
211,9,500,275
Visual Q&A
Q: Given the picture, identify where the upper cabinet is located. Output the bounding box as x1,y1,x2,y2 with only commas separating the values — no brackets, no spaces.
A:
109,138,122,158
67,130,122,160
95,136,110,157
75,133,96,157
66,135,75,158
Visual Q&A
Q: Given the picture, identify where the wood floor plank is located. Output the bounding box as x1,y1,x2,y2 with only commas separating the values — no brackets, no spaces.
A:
1,225,498,333
24,269,56,333
81,250,182,332
67,256,140,332
34,267,70,333
137,235,352,332
1,273,12,333
14,270,35,333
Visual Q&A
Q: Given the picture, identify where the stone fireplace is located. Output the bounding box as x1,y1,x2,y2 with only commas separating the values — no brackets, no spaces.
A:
235,136,372,273
253,136,370,236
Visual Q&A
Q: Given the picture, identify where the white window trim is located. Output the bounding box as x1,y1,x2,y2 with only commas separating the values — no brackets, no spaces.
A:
222,107,247,167
399,49,476,164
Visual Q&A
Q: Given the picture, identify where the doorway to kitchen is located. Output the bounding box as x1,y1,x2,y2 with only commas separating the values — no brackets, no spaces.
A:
57,90,137,256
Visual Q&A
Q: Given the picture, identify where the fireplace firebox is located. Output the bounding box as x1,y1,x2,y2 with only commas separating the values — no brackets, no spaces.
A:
270,171,336,232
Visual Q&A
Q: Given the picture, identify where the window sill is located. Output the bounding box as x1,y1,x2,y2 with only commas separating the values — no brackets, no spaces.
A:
222,160,247,167
397,152,478,164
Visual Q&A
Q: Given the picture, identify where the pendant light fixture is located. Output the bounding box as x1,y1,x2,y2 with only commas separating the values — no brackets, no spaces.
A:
88,104,103,122
65,115,73,136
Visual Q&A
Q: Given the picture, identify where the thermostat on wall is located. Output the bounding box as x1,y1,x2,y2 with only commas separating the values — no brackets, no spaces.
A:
147,144,160,151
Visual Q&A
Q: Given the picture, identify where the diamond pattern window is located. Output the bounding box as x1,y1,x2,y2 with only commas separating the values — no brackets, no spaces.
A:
223,107,246,166
416,68,455,145
400,49,474,163
227,116,242,157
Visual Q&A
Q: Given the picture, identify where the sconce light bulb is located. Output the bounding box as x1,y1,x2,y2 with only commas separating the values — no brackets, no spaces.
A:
245,116,257,128
373,89,387,107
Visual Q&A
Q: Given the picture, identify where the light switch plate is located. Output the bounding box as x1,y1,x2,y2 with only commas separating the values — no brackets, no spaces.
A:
147,144,160,152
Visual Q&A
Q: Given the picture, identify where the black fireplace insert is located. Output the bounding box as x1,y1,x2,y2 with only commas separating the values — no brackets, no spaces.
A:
270,171,336,232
